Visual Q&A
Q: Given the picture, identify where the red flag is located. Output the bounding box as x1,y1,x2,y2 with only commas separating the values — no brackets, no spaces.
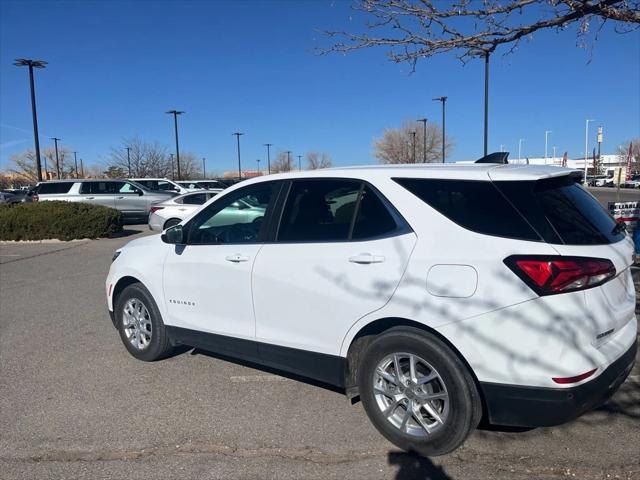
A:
626,142,633,181
562,151,568,167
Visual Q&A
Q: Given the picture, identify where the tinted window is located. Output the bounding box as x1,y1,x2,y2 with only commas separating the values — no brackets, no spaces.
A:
278,180,361,242
394,178,540,241
182,193,207,205
352,186,398,240
36,182,74,194
495,176,624,245
134,180,157,190
80,181,124,194
188,183,276,244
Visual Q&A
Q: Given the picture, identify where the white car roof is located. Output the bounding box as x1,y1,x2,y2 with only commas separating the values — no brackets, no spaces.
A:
241,163,578,184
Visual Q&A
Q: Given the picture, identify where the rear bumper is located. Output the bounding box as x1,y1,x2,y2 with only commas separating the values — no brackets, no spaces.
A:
480,339,637,427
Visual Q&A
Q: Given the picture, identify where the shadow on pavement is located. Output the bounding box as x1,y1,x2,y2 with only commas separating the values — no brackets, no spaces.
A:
388,451,453,480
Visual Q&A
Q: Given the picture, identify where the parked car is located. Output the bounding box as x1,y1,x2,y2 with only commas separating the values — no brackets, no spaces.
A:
622,175,640,189
129,178,191,195
34,179,174,222
0,191,15,204
193,180,227,192
2,189,37,204
106,159,637,456
148,190,219,231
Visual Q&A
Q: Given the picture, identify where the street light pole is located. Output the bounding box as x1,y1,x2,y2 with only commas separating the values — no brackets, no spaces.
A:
297,155,302,171
170,153,175,180
73,151,79,178
285,151,292,171
14,58,47,182
432,96,448,163
202,158,206,179
544,130,552,164
411,131,417,163
553,146,557,164
256,158,261,173
52,137,61,178
233,132,244,179
483,52,490,156
417,118,427,163
80,158,84,178
518,138,525,162
125,147,131,177
584,119,594,183
166,110,184,180
263,143,273,174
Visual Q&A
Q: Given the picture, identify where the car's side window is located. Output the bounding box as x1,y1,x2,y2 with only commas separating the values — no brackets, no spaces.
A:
351,185,399,240
182,193,207,205
277,180,361,242
187,183,277,245
119,182,140,194
157,181,177,191
81,181,122,194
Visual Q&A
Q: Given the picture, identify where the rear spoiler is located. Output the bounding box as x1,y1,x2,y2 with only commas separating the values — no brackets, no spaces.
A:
475,152,509,164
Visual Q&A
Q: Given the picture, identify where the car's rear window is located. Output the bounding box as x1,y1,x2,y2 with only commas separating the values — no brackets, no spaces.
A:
394,178,541,241
36,182,75,194
494,176,624,245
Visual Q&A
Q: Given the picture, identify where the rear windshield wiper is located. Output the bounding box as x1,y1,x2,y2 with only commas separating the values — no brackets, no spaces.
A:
611,221,627,235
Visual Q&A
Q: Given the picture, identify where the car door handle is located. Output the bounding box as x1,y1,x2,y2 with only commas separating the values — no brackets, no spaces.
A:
84,196,95,200
349,253,385,264
225,254,250,263
116,196,125,199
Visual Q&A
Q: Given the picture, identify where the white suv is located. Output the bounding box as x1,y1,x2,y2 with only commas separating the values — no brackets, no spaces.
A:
106,160,637,456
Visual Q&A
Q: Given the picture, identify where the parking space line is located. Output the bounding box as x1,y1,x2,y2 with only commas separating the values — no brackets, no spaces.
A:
230,374,290,383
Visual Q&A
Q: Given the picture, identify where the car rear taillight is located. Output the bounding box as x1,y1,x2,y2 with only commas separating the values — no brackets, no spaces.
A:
149,206,164,213
504,255,616,296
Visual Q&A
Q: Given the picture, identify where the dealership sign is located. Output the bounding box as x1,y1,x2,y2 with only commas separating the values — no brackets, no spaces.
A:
609,201,640,254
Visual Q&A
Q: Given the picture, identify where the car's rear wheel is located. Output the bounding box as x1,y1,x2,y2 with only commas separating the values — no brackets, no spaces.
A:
358,327,481,456
115,283,173,361
163,218,181,229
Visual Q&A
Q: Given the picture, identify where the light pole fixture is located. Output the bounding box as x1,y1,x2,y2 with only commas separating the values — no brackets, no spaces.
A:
233,132,244,179
263,143,273,174
297,155,303,170
73,151,79,178
51,137,61,178
417,118,427,163
518,138,525,162
256,158,261,173
544,130,552,164
166,110,184,180
411,131,417,163
584,119,594,183
125,146,131,177
432,96,448,163
14,58,47,182
202,157,206,179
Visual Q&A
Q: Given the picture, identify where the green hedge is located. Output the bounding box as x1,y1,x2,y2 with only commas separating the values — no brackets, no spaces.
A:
0,201,123,241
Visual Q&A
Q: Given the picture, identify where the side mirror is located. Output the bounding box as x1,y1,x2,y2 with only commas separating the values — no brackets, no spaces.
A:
137,189,143,196
161,224,184,244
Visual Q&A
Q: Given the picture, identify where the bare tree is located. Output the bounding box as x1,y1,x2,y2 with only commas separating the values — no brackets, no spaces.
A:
306,152,333,170
616,138,640,173
271,152,293,173
108,138,171,178
324,1,640,68
374,120,453,164
7,149,38,183
177,152,203,179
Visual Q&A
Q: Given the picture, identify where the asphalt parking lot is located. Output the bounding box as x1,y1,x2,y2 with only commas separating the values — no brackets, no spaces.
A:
1,189,639,480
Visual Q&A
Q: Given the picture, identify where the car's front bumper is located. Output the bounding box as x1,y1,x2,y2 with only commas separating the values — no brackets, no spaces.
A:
479,338,637,427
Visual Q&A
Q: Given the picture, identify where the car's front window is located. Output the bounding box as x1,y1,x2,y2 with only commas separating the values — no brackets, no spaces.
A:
187,183,277,244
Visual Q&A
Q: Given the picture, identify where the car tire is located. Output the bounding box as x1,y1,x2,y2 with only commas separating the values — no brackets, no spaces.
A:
163,218,181,229
115,283,173,362
358,327,482,457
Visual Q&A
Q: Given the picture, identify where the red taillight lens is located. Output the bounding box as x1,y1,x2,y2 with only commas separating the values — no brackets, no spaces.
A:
505,256,615,295
149,206,164,213
552,368,597,384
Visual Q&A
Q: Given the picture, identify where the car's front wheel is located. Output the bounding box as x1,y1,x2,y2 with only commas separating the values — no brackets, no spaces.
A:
358,327,481,456
115,283,173,361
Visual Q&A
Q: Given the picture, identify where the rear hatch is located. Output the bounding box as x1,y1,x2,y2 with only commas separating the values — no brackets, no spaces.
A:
489,169,636,347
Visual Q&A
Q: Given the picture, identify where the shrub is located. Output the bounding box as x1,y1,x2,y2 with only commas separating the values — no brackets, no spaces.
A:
0,201,123,241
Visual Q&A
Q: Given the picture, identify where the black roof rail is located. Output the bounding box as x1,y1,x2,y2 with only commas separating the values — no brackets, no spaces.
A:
475,152,509,164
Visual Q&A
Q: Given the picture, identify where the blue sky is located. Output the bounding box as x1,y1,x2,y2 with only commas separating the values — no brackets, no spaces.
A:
1,0,638,175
